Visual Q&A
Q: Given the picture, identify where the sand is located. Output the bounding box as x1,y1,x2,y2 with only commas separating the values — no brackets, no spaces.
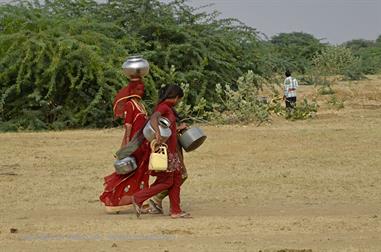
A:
1,77,380,252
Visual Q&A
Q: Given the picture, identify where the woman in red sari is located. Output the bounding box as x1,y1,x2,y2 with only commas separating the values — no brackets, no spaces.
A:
113,78,147,147
132,85,191,219
99,78,150,213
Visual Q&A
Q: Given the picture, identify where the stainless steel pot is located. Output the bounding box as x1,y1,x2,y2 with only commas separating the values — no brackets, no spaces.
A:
179,127,207,152
143,117,172,142
122,55,149,78
114,156,137,175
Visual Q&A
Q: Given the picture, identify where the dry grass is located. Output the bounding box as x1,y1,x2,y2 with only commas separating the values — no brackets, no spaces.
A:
0,77,381,251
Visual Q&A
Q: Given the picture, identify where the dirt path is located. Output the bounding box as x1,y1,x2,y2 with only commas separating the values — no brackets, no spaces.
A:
1,80,381,251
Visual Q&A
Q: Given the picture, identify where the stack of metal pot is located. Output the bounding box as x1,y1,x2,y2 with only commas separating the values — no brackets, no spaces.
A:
143,117,172,143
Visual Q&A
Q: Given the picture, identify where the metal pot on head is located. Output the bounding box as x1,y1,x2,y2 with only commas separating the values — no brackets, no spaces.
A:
143,117,172,142
122,55,149,78
179,127,207,152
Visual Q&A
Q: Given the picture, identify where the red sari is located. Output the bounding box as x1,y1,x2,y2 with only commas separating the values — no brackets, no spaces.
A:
99,141,150,206
133,101,184,215
99,80,150,207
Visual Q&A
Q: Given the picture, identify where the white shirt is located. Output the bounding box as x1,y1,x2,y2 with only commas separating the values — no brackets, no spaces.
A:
284,76,298,98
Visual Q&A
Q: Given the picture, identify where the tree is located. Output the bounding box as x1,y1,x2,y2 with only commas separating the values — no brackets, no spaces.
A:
343,37,381,74
0,0,265,130
310,46,362,92
270,32,326,74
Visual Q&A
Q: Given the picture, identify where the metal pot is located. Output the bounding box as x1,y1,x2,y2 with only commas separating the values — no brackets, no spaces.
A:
179,127,207,152
114,156,137,175
143,117,172,142
122,55,149,78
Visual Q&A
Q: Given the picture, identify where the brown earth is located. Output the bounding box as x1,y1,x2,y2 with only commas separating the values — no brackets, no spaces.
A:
0,77,381,252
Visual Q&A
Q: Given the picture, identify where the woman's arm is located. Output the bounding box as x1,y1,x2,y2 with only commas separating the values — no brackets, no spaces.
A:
121,101,135,147
177,122,188,132
121,123,132,147
150,111,162,143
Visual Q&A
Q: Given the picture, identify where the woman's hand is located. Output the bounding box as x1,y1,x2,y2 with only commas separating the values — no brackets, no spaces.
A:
177,123,188,131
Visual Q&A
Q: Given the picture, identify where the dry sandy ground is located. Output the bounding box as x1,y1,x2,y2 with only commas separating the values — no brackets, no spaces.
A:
0,77,381,252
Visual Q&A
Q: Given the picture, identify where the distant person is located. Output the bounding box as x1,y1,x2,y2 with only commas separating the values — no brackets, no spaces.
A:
283,70,298,110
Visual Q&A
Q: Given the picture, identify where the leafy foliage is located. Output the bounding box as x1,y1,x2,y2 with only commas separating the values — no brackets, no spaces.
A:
343,38,381,74
0,0,379,130
0,0,264,130
0,3,127,130
270,32,326,74
209,71,270,124
285,98,318,120
311,46,357,76
309,46,362,94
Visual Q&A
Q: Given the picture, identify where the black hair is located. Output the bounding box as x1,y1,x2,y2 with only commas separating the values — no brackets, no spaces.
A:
158,84,184,104
285,70,291,77
157,84,184,122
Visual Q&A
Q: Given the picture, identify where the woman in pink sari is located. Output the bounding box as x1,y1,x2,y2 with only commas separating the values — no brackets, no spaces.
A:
99,79,150,213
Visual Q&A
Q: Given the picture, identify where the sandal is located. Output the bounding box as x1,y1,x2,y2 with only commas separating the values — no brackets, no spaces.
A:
148,199,163,214
131,197,141,218
171,212,192,219
140,204,151,214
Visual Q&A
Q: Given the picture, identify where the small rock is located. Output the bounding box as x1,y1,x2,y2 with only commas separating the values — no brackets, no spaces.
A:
372,215,378,218
111,243,117,248
10,228,18,233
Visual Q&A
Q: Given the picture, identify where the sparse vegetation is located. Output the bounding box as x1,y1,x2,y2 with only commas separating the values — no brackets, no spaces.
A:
0,0,380,130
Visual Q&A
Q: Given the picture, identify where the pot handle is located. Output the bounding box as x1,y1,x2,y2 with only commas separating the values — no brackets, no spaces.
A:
177,127,189,135
150,139,168,152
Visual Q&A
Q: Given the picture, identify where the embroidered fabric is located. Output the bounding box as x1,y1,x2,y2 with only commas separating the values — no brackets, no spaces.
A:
167,152,182,172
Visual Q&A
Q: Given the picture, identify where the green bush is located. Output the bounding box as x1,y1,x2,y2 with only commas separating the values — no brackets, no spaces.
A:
285,98,319,120
0,0,264,130
343,38,381,74
1,0,376,130
209,71,270,124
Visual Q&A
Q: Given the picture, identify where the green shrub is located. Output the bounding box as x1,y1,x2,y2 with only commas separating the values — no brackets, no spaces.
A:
209,71,270,124
0,0,264,131
285,98,319,120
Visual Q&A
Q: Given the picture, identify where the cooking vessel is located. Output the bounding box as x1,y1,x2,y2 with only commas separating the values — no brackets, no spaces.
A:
114,156,137,175
143,117,172,142
179,127,207,152
122,55,149,78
